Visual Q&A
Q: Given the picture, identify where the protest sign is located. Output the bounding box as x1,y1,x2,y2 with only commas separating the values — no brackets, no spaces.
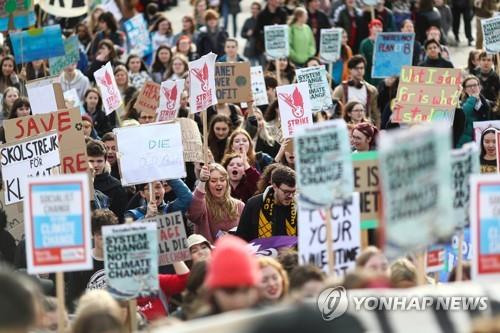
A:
250,66,268,106
296,65,333,112
4,108,89,175
115,122,186,186
10,25,65,64
481,16,500,54
277,82,313,138
215,62,252,103
103,222,159,299
442,228,472,281
295,119,353,208
426,246,445,273
188,53,217,113
0,0,35,31
248,236,298,257
319,28,342,63
392,66,462,124
352,151,380,230
94,62,122,115
298,193,361,275
0,194,24,242
451,143,480,228
39,0,88,18
24,173,91,274
124,14,153,57
26,76,66,115
264,25,289,59
378,123,454,250
372,33,415,78
179,118,203,162
98,0,122,21
49,36,81,76
63,89,82,110
156,79,184,122
134,81,160,115
470,174,500,282
473,120,500,144
144,212,190,266
1,132,61,205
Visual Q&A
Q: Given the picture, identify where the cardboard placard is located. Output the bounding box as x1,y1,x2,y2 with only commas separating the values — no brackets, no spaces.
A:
298,193,361,276
215,62,252,103
24,174,91,274
250,66,268,107
372,33,415,78
378,123,454,250
114,123,186,186
264,25,289,59
295,119,353,208
481,16,500,54
352,151,380,230
277,82,313,138
179,118,203,162
26,76,66,115
144,212,190,266
134,81,160,115
103,222,159,299
1,132,61,205
49,36,81,76
4,108,89,175
188,53,218,113
319,28,342,63
10,25,65,64
392,66,462,124
470,174,500,282
296,65,333,112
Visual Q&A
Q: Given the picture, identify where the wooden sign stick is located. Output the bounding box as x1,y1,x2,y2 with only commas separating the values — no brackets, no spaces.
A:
325,206,335,277
56,272,65,333
127,299,137,333
416,251,426,285
202,109,209,164
456,229,464,282
275,60,282,86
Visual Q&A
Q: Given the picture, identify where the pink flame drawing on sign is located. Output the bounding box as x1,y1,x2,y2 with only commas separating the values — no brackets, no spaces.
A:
98,70,117,97
191,63,209,92
162,84,178,110
278,87,305,118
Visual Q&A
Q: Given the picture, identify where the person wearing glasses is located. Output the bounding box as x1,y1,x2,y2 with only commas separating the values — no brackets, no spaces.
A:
236,165,297,242
456,75,495,148
332,55,380,128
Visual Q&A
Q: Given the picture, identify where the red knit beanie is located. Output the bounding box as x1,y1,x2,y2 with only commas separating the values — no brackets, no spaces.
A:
205,235,260,289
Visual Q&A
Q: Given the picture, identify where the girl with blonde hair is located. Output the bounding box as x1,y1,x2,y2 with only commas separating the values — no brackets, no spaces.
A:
258,257,289,303
224,128,273,173
187,163,245,243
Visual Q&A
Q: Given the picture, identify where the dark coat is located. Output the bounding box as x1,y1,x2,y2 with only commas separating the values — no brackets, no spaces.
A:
94,172,128,222
415,8,442,43
254,5,288,53
196,27,228,57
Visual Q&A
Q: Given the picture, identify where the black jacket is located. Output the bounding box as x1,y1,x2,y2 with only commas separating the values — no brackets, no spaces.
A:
418,56,454,68
196,27,228,57
94,172,128,222
472,68,499,103
255,5,288,53
307,9,331,50
415,8,442,43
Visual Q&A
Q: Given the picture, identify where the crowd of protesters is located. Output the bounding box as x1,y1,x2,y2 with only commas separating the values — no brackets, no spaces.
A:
0,0,499,331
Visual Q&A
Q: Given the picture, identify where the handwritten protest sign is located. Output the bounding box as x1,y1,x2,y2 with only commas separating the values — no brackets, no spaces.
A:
392,66,462,124
124,14,153,57
298,193,361,275
295,119,353,208
372,33,414,78
26,76,66,115
0,193,24,242
4,108,89,175
481,16,500,54
319,28,342,63
250,66,268,106
156,79,184,122
0,0,35,31
352,151,380,230
378,124,453,250
115,123,185,186
144,212,190,266
49,36,80,76
188,53,217,113
1,132,61,205
451,143,479,228
135,81,160,115
94,62,122,115
24,173,91,274
10,25,65,64
470,174,500,282
103,222,159,299
296,65,333,112
215,62,252,103
39,0,88,18
277,82,313,138
179,118,203,162
264,25,289,59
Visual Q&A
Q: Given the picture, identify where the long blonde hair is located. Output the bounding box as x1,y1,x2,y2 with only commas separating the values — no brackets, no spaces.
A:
258,257,290,299
205,163,240,223
289,7,307,25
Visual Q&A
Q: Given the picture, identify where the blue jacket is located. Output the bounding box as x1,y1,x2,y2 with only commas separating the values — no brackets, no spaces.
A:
124,179,193,221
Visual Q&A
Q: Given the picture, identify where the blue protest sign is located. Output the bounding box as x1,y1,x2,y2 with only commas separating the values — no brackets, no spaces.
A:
10,25,65,64
372,32,414,78
124,14,153,57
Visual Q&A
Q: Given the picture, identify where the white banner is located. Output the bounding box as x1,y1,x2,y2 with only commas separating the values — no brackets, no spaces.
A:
94,62,122,115
188,53,217,113
277,82,313,138
156,79,184,122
